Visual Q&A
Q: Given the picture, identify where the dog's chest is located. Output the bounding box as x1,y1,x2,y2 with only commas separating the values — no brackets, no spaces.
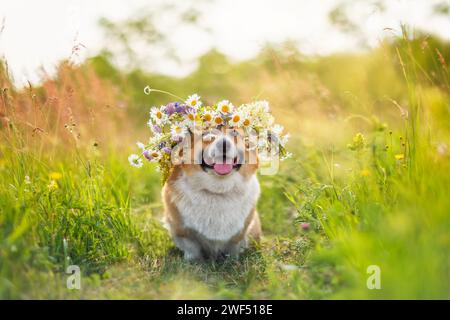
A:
172,175,259,241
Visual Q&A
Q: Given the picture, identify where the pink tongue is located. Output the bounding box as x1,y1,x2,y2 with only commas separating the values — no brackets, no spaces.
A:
213,163,233,175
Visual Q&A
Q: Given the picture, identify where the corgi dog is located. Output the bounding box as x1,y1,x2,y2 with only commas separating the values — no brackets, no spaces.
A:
162,127,261,261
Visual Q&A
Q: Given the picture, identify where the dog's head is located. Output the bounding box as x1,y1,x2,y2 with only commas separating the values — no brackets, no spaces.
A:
175,126,259,193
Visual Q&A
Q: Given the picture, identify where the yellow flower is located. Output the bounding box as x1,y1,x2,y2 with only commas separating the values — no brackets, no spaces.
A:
185,94,202,108
217,100,234,114
347,133,365,151
228,112,243,127
49,172,62,180
47,180,58,192
214,115,223,125
360,169,371,177
187,112,196,121
395,154,405,161
202,112,213,122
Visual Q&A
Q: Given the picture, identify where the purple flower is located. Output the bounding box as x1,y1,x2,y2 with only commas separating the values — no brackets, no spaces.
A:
152,125,162,133
158,141,166,149
301,223,310,231
165,102,176,115
162,147,172,155
185,106,196,114
142,150,153,161
175,102,186,113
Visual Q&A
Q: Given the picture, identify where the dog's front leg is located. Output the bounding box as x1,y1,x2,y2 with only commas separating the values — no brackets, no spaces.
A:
224,238,246,259
173,235,203,262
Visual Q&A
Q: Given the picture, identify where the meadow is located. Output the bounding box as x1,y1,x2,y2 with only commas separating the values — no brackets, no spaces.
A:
0,29,449,299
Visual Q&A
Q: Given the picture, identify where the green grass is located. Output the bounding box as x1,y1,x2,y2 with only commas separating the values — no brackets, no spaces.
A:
0,131,333,298
1,30,450,299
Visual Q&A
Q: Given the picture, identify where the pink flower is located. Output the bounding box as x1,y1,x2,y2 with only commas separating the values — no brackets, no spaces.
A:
143,150,153,161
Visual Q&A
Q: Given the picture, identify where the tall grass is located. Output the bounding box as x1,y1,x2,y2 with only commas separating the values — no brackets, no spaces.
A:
285,29,450,298
0,61,170,298
0,29,449,299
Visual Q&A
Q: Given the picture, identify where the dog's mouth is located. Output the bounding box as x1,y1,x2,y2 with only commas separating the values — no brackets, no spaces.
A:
201,154,241,175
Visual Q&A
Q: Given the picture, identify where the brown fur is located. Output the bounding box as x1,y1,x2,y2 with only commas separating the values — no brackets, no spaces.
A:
162,126,262,260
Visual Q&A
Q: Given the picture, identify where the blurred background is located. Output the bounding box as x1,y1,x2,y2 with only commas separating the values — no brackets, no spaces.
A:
0,0,449,299
2,0,450,83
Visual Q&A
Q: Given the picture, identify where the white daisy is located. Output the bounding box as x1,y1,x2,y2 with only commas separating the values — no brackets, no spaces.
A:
143,149,161,162
185,94,202,108
228,111,244,127
201,110,214,127
240,111,252,127
128,154,143,168
150,106,167,124
213,113,224,126
259,100,270,112
217,100,234,114
186,109,197,121
170,122,187,142
136,142,146,151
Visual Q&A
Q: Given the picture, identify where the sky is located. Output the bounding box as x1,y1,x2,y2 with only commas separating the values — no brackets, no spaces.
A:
1,0,449,86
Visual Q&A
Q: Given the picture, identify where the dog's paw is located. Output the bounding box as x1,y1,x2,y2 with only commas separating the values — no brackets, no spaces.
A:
183,251,203,262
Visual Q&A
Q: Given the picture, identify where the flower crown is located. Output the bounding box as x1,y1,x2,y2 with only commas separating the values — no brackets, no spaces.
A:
129,93,291,183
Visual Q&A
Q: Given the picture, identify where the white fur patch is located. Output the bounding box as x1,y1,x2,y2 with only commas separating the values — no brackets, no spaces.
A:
171,171,260,241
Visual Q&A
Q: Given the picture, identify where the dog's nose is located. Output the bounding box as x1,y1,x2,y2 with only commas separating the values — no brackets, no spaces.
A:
216,137,232,153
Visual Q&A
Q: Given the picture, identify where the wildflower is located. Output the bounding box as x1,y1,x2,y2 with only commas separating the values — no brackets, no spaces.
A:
347,133,365,151
142,150,152,161
170,123,187,142
301,222,310,231
241,101,273,128
185,94,202,108
395,154,405,161
258,100,270,112
164,102,177,115
128,154,143,168
186,108,197,122
242,114,252,127
49,172,62,180
24,175,31,184
47,180,58,192
217,100,234,114
175,102,186,113
143,149,161,162
213,114,224,126
201,110,214,127
132,94,290,183
136,142,146,151
150,106,166,124
274,131,290,148
152,125,162,134
360,169,371,177
228,112,244,127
